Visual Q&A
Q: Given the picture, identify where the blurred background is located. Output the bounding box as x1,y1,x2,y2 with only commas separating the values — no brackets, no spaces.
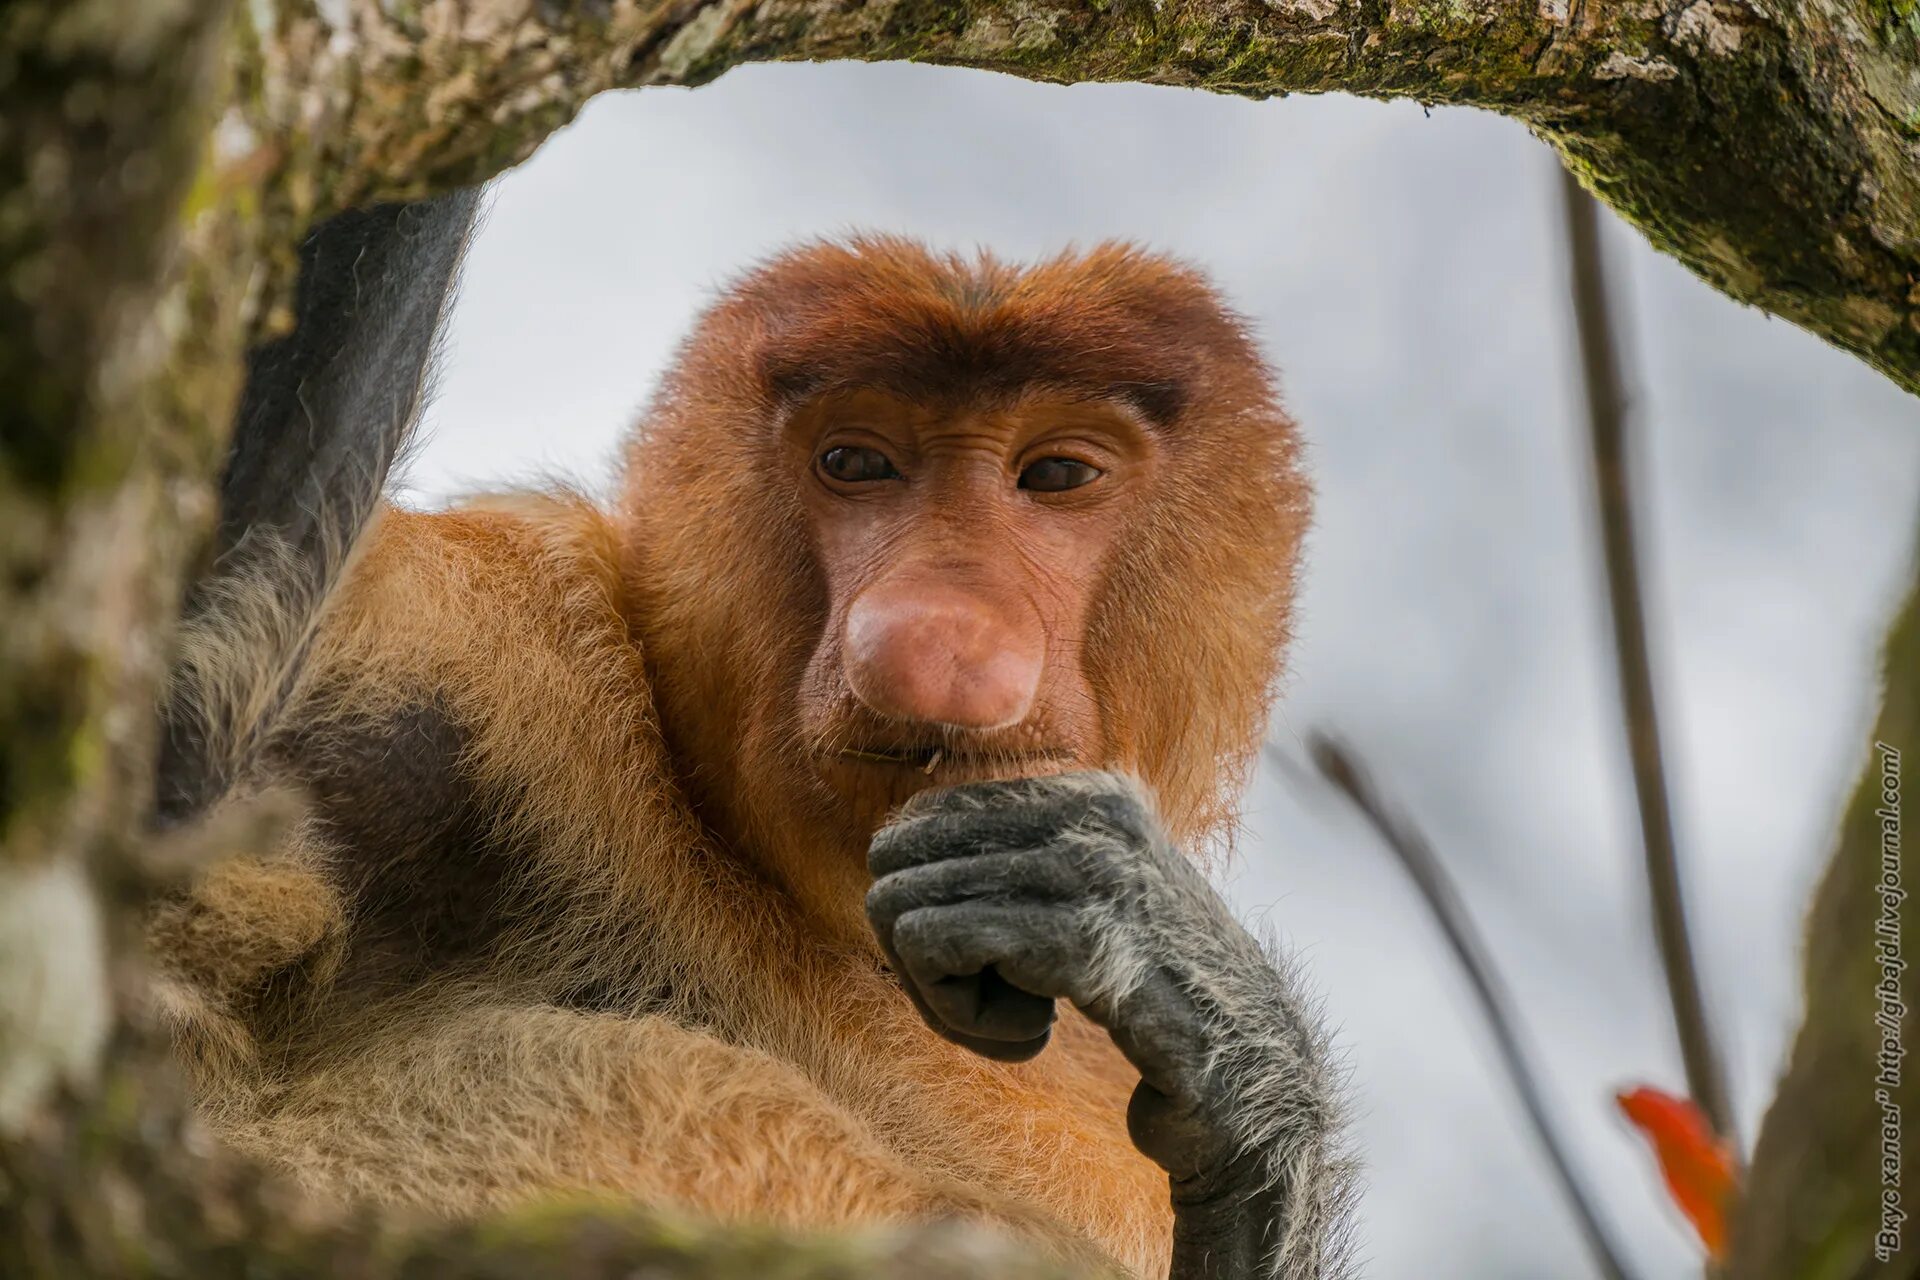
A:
402,63,1920,1279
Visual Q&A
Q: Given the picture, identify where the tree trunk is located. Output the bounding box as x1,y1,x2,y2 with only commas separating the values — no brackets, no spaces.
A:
1729,553,1919,1280
3,1,1916,1276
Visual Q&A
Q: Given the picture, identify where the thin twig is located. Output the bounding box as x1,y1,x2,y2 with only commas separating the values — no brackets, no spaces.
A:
1559,166,1740,1153
1285,733,1642,1280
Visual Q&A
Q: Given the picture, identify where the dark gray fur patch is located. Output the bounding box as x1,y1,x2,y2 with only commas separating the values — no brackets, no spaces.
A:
268,700,519,1000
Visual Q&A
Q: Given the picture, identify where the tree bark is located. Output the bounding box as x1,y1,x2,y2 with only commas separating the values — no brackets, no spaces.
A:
223,0,1920,396
1729,552,1919,1280
0,0,242,1133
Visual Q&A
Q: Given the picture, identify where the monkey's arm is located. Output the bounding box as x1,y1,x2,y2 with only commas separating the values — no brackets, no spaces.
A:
150,714,1095,1257
867,773,1355,1280
154,932,1029,1238
145,204,1099,1256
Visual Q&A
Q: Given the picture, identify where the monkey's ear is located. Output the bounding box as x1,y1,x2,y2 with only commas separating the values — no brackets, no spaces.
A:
154,191,480,827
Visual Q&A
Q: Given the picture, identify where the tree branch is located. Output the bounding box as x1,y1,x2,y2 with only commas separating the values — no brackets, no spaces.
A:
1292,734,1642,1280
234,0,1920,396
1560,167,1741,1153
1729,545,1919,1280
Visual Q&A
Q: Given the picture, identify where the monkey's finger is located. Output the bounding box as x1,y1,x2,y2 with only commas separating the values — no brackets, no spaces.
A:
869,885,1060,1061
871,928,952,1046
865,848,1085,934
890,905,1063,1061
890,903,1099,1062
869,781,1099,877
922,969,1057,1047
890,902,1096,1009
875,906,1052,1060
897,771,1111,818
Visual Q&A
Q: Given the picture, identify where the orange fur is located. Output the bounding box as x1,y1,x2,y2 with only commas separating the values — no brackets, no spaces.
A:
153,237,1308,1278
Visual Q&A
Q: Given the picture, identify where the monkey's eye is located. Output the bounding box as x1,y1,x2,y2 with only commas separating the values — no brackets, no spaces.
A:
818,446,901,484
1018,457,1102,493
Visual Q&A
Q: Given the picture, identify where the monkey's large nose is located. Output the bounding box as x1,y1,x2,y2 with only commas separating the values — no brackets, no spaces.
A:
844,582,1043,730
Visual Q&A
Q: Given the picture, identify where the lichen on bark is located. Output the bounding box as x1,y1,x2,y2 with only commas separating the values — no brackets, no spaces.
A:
0,0,237,871
201,4,1920,402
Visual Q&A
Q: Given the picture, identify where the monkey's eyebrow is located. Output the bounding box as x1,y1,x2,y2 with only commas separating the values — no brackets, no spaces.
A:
1044,383,1181,432
761,351,1187,431
1102,379,1186,427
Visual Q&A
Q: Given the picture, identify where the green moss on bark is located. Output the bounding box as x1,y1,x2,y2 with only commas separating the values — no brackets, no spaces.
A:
0,0,242,868
1732,551,1920,1280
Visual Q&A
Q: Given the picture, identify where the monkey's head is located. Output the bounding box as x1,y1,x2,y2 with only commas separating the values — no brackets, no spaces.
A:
621,237,1307,936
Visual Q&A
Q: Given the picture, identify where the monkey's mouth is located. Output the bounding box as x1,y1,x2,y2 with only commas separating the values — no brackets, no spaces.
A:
836,744,963,775
832,745,1076,777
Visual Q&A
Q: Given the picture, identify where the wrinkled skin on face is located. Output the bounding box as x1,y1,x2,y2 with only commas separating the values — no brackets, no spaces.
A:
624,237,1307,942
791,387,1156,820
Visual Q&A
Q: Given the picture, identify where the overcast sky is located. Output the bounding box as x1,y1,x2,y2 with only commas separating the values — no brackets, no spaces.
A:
405,62,1920,1279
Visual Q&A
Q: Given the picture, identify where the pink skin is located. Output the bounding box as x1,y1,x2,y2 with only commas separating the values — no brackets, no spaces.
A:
785,387,1157,793
844,577,1044,730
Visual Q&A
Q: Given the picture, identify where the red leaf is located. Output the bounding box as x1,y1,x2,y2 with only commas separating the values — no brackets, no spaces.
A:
1616,1084,1739,1259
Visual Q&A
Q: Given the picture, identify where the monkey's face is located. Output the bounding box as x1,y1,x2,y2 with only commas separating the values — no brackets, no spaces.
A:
621,239,1306,936
785,387,1155,825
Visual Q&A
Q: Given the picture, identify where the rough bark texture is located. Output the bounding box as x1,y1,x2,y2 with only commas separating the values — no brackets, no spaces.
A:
0,0,242,1139
2,0,1917,1276
1730,556,1919,1280
219,0,1920,396
0,0,234,875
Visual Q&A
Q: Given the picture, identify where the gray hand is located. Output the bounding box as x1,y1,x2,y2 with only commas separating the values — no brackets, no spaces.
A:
866,771,1353,1279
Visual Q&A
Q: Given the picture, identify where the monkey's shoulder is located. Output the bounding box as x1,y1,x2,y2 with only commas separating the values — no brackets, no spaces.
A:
290,494,647,746
251,494,679,994
271,489,646,816
305,492,637,690
285,484,664,786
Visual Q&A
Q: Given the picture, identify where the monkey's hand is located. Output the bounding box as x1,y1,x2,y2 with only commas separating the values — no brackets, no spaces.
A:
867,771,1352,1280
